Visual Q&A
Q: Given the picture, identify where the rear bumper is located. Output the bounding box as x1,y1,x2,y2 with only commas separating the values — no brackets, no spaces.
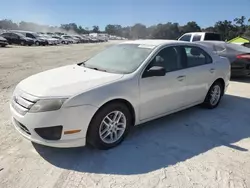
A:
231,69,250,77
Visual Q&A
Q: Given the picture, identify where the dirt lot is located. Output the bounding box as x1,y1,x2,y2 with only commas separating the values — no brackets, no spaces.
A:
1,42,250,188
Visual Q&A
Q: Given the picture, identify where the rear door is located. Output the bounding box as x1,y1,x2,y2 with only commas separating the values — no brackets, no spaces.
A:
11,33,20,44
180,45,216,105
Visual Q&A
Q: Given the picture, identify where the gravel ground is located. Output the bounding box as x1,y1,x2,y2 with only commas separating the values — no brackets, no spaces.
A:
1,42,250,188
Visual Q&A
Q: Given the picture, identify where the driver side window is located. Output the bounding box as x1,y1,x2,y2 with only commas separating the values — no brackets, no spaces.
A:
146,46,182,72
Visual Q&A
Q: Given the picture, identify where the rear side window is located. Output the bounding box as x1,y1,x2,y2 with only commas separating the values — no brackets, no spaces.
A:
192,35,202,42
183,46,212,68
204,33,221,41
179,34,191,42
243,43,250,48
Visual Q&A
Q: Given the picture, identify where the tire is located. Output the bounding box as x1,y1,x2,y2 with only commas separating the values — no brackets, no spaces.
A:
20,41,25,46
35,41,40,46
202,81,223,109
87,102,132,150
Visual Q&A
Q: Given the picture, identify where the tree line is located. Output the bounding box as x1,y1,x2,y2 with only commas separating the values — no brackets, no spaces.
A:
0,16,250,40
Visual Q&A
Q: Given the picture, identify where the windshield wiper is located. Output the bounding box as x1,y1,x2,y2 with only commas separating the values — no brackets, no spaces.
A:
89,67,107,72
78,62,107,72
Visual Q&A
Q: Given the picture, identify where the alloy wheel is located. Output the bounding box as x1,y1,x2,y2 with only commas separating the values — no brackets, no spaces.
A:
210,85,221,106
99,111,126,144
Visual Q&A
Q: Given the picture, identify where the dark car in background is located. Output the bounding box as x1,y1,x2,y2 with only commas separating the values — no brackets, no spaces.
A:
0,36,8,47
16,31,48,46
1,32,34,46
198,41,250,77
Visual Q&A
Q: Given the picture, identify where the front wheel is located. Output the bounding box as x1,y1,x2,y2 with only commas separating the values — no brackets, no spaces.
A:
87,102,132,150
202,81,223,109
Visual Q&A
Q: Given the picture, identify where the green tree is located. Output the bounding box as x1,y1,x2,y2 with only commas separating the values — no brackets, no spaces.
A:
92,25,100,33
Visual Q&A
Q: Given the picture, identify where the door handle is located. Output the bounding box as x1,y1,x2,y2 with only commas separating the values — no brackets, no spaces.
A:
210,68,215,73
177,75,186,81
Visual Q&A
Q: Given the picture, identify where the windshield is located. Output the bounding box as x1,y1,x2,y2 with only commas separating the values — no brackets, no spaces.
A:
83,44,154,74
15,33,25,38
32,33,40,38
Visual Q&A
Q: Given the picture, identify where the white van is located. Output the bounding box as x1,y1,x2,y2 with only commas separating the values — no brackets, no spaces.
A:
178,32,222,42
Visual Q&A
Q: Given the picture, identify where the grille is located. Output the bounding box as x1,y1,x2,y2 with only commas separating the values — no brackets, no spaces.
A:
11,91,37,115
14,119,31,135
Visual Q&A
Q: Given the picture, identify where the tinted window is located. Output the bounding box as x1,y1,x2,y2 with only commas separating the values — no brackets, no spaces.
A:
243,43,250,48
11,33,19,39
179,34,192,42
204,33,221,41
148,46,183,72
1,33,11,37
192,35,202,42
26,33,34,38
183,46,212,67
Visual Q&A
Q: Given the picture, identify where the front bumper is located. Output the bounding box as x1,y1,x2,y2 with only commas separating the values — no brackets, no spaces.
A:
0,41,8,46
10,104,98,148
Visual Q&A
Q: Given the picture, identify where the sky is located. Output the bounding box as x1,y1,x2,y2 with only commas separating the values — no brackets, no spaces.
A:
0,0,250,30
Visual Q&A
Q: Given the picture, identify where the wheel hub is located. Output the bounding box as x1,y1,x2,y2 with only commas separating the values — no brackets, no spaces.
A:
99,111,126,144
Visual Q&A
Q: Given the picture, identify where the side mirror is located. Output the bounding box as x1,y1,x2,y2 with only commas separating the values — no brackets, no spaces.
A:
142,66,166,78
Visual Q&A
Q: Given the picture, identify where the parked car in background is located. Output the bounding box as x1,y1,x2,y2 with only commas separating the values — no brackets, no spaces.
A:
13,31,48,46
40,34,59,45
61,35,77,44
178,32,222,42
198,41,250,77
1,32,34,46
52,36,69,45
89,36,99,43
0,36,8,47
10,40,230,149
81,36,91,43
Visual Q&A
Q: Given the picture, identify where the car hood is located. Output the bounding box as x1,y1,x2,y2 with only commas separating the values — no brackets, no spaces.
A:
17,64,123,98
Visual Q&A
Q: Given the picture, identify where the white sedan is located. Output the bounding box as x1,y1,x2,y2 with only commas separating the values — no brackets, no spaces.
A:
10,40,231,149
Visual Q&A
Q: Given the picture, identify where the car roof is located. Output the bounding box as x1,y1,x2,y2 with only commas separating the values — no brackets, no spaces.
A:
183,32,219,35
122,39,190,47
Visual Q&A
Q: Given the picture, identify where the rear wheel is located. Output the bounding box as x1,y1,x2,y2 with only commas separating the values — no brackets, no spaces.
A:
20,41,25,46
87,102,132,150
202,81,223,109
35,41,40,46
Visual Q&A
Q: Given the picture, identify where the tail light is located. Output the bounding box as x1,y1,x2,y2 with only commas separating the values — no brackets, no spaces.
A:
236,54,250,60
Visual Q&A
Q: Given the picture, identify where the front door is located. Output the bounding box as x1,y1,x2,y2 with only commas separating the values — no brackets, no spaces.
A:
139,46,187,121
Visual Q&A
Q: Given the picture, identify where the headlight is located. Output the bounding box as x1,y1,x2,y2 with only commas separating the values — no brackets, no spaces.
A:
29,98,67,113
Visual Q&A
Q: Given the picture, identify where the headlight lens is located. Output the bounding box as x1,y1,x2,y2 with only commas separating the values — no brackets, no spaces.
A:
29,98,67,113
